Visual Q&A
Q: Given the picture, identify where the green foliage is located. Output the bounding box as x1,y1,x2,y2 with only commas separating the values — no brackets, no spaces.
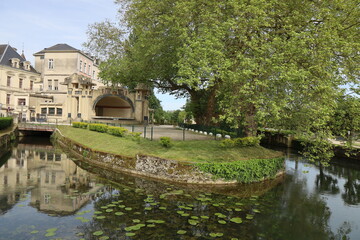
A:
234,137,260,147
128,132,142,142
72,122,88,129
220,139,235,148
329,95,360,145
159,137,172,148
107,126,128,137
196,157,284,183
0,117,12,130
88,124,109,133
299,132,335,166
220,137,260,148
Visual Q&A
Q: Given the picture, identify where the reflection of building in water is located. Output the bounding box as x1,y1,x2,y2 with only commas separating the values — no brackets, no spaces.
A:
0,143,101,216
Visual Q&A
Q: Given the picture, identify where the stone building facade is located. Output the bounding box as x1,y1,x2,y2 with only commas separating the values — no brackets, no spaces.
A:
0,43,149,124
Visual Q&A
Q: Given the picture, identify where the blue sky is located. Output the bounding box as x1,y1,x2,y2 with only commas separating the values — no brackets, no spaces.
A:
0,0,186,110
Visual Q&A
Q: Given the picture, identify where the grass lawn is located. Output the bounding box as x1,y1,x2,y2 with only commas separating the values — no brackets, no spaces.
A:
58,126,282,163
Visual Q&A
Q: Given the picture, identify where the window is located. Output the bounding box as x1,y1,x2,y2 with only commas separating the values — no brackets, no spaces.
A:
41,108,47,115
48,108,55,115
88,64,91,75
54,80,58,90
48,80,52,90
79,60,82,71
6,94,10,104
93,70,95,78
18,98,26,106
84,62,86,73
30,81,33,90
48,59,54,69
19,78,23,89
56,108,62,115
7,76,11,87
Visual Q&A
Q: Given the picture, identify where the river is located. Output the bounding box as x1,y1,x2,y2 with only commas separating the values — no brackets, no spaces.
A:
0,137,359,240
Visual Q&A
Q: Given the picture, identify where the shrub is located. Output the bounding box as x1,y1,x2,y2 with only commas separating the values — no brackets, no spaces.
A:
107,126,128,137
72,122,88,129
0,117,13,130
220,139,235,148
195,157,284,183
159,136,172,148
88,123,109,133
128,132,142,142
234,136,260,147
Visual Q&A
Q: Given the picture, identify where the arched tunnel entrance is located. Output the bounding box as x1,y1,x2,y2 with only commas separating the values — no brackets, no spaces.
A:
93,94,134,119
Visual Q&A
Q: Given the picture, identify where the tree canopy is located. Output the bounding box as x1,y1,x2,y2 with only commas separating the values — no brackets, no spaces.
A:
84,0,360,162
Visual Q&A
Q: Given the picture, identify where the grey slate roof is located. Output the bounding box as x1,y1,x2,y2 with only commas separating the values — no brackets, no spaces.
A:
34,43,79,55
0,44,38,73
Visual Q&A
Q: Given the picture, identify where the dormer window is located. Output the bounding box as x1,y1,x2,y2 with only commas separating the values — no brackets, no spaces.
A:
24,61,31,70
10,58,20,68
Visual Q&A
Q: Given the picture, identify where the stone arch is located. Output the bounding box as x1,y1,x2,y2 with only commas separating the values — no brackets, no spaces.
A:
93,94,134,118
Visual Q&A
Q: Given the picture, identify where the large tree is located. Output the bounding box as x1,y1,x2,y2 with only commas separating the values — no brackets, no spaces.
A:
84,0,360,160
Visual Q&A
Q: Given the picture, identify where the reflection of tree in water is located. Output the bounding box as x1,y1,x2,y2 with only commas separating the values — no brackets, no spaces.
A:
317,162,360,206
315,165,340,195
251,175,347,240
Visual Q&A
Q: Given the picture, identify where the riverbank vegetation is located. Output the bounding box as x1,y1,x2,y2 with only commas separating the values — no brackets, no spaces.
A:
58,125,282,163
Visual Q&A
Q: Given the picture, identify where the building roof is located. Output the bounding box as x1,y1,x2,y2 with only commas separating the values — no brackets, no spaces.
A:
0,44,38,73
34,43,79,55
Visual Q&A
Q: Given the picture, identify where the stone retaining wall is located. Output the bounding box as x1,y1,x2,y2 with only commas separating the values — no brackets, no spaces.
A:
53,129,238,185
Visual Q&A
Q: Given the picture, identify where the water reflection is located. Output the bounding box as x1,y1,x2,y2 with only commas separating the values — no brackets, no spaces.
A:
0,140,100,216
0,140,359,239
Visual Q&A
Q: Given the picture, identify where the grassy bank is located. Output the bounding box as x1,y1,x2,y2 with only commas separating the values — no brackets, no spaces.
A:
58,126,282,163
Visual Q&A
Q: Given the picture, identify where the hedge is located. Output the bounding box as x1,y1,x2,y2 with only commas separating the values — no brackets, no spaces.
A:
88,123,109,133
0,117,13,130
72,122,88,129
107,126,128,137
195,157,284,183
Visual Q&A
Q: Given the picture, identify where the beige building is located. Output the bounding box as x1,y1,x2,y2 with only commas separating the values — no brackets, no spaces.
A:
0,43,149,124
0,45,41,120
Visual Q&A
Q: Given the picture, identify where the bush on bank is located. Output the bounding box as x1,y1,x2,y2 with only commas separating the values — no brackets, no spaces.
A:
72,122,135,138
196,157,284,183
220,136,261,148
0,117,13,130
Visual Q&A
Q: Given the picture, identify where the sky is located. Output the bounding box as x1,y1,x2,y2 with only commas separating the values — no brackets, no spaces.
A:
0,0,186,111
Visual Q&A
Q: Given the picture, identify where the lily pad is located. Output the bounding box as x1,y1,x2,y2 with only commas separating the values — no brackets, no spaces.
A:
45,232,55,237
230,217,243,223
177,230,187,235
188,219,199,226
218,220,227,224
115,212,124,216
30,230,39,234
125,207,132,211
209,232,224,237
126,233,136,237
93,231,104,236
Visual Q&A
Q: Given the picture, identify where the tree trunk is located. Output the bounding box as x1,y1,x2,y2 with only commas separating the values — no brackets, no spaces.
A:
244,103,257,137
